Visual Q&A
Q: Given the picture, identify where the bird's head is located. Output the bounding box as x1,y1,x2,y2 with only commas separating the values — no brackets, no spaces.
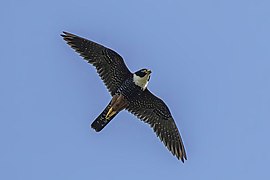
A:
133,68,152,90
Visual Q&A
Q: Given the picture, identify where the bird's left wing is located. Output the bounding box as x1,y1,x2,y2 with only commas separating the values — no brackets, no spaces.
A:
61,32,132,96
126,89,187,162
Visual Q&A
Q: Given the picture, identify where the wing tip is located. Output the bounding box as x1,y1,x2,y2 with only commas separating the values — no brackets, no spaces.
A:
60,31,77,42
178,142,187,163
61,31,71,36
179,152,187,163
174,147,187,163
60,31,68,38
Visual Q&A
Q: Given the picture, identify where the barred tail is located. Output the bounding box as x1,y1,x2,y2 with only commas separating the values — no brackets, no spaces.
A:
91,102,118,132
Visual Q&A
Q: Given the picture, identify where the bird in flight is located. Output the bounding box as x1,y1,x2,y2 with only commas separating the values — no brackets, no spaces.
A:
61,32,187,162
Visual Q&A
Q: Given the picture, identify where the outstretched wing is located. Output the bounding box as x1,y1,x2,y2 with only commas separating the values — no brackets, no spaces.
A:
126,89,187,162
61,32,132,96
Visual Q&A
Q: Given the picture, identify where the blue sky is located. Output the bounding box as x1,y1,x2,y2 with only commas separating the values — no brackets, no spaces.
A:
1,0,270,179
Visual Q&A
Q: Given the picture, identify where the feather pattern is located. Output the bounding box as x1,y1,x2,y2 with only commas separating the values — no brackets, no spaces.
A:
126,89,187,162
61,31,132,96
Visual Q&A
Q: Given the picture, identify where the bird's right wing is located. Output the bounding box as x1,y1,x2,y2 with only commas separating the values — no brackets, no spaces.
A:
126,89,187,162
61,32,132,96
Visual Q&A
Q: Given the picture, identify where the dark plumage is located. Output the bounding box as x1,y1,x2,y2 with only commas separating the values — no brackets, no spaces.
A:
61,31,187,162
61,31,131,96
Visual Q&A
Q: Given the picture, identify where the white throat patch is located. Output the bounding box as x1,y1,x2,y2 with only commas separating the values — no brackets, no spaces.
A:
133,73,150,90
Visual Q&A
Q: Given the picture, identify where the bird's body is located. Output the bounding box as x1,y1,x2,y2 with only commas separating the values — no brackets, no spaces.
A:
93,70,151,131
61,32,187,162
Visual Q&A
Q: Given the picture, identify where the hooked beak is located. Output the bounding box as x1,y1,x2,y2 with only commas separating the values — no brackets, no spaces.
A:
146,69,152,74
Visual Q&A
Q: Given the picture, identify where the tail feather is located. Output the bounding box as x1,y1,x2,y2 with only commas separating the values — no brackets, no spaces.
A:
91,103,118,132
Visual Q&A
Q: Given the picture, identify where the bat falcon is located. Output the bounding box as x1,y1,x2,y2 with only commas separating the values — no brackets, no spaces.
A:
61,32,187,162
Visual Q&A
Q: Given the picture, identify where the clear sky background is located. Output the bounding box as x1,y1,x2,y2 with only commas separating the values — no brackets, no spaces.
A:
1,0,270,179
